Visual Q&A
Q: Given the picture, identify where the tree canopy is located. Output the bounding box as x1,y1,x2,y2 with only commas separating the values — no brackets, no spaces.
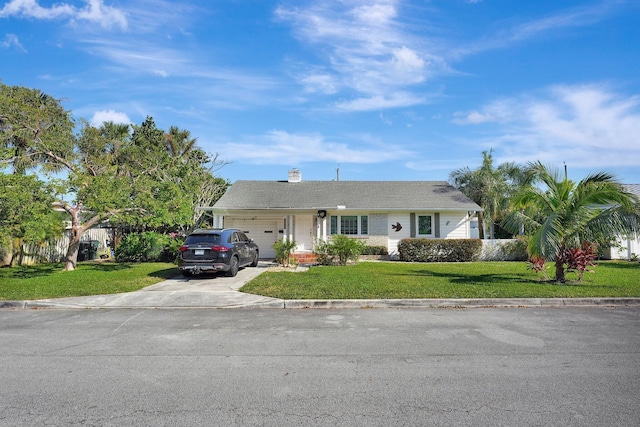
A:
449,149,528,239
1,83,228,270
502,162,640,282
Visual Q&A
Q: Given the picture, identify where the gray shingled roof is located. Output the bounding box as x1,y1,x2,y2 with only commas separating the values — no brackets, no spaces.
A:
210,180,482,211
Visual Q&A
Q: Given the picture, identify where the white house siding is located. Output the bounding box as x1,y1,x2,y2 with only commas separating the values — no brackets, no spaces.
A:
387,213,412,258
439,213,470,239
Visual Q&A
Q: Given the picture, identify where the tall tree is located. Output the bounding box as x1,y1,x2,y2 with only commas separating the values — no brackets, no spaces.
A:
449,150,527,239
0,173,64,266
2,84,229,271
164,126,197,159
0,83,75,174
502,162,640,282
1,83,73,264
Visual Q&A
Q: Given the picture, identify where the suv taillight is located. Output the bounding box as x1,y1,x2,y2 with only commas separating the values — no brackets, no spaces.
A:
178,245,189,252
211,245,229,252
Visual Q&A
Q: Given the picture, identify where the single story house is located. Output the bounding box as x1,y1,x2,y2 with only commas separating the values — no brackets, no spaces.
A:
604,184,640,260
199,169,483,259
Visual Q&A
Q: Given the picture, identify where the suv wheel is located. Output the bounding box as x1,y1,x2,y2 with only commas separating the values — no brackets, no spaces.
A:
226,256,239,277
250,251,259,267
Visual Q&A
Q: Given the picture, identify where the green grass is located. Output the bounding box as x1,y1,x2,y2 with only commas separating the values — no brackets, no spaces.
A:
0,262,178,300
241,260,640,299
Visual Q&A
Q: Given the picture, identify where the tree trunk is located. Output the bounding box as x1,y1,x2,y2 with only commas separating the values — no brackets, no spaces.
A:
63,205,85,271
555,257,565,283
477,211,485,239
1,241,13,267
64,224,83,271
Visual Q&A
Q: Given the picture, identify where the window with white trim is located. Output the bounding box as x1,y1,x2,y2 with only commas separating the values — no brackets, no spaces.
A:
418,215,432,236
330,215,368,235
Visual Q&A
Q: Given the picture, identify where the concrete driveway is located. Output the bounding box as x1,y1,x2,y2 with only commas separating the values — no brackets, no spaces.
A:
15,261,284,309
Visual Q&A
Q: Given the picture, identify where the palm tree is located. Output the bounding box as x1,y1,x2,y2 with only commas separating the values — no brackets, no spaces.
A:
502,162,640,282
450,150,527,239
164,126,197,159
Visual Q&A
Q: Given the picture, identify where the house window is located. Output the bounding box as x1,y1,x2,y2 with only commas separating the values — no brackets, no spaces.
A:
418,215,432,235
330,215,368,235
361,215,368,235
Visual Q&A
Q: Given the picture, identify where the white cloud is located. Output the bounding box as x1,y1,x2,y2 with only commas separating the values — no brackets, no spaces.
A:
75,0,127,30
276,1,438,110
452,99,516,124
0,0,74,19
217,130,412,165
90,110,132,127
455,1,622,57
336,92,426,111
300,73,338,94
1,33,26,52
0,0,127,30
454,84,640,169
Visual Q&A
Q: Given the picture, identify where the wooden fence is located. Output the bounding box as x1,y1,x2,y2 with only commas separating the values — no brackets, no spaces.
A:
17,227,114,265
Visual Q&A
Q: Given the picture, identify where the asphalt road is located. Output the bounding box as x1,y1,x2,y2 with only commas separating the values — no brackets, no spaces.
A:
1,307,639,426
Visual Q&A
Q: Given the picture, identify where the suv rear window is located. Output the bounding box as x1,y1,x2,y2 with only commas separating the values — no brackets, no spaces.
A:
185,234,222,245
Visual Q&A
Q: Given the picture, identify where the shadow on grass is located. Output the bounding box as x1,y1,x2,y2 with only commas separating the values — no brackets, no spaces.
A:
598,261,640,270
403,268,540,286
404,267,616,288
0,264,62,279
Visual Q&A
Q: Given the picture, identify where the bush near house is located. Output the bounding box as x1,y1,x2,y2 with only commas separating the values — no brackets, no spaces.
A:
398,238,482,262
314,235,367,266
274,238,297,267
361,245,388,256
115,232,183,263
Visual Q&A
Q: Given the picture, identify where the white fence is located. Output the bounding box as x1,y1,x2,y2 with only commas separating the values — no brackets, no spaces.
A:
479,239,527,261
17,228,113,265
605,236,640,260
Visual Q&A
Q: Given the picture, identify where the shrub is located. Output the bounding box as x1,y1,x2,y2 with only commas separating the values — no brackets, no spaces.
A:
313,235,366,266
115,232,183,263
480,238,528,261
397,238,482,262
558,241,598,282
274,238,297,267
361,245,388,256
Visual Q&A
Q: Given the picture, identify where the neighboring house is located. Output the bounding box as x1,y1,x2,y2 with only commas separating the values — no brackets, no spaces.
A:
605,184,640,260
199,169,483,259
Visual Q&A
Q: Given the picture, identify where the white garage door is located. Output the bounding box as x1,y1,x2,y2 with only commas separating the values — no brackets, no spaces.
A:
231,220,279,259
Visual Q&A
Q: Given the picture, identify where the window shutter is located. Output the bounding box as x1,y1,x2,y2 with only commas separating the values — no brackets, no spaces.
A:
434,213,440,238
410,213,416,238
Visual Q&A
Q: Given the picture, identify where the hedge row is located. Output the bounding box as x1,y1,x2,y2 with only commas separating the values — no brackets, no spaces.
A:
398,238,482,262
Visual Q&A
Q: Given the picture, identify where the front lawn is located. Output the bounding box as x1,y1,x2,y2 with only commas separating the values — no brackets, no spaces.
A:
0,262,178,301
241,260,640,299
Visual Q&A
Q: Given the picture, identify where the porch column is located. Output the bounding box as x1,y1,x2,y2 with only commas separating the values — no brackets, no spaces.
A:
316,215,328,242
322,216,327,241
284,215,295,241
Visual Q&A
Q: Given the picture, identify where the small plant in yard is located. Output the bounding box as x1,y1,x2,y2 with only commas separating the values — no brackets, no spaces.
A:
527,256,550,281
313,235,366,266
527,241,597,282
273,238,297,267
559,241,598,282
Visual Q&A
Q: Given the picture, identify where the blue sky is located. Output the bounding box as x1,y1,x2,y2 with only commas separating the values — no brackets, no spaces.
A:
2,0,639,184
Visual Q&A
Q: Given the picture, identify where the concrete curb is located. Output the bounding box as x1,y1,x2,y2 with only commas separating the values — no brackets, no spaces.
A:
2,297,640,310
283,298,640,309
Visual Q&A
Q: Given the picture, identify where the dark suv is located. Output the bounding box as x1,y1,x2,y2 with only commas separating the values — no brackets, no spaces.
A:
178,228,259,277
